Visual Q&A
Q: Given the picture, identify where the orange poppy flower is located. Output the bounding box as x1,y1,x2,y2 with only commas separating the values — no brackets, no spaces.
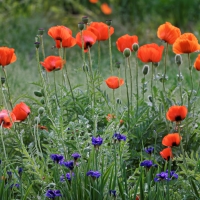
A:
48,26,71,48
162,133,181,147
173,33,200,54
12,102,31,122
38,125,48,131
116,34,139,52
137,43,164,63
194,54,200,71
166,105,187,122
101,3,112,15
87,22,114,41
0,109,16,128
76,30,97,52
0,47,17,67
157,22,181,45
106,114,116,122
89,0,98,3
105,76,124,89
160,147,173,161
40,56,66,72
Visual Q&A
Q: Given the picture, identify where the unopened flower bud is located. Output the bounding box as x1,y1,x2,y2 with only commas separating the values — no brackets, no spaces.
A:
116,98,121,104
78,22,85,31
38,28,44,35
34,42,40,49
40,99,45,104
34,117,40,124
38,107,45,114
132,43,139,52
82,16,88,24
123,48,131,58
175,54,182,66
115,62,121,69
105,19,112,26
34,91,43,97
82,64,88,72
1,77,5,84
142,65,149,75
148,95,153,103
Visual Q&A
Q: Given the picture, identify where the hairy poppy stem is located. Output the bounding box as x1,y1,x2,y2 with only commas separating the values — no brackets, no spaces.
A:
151,63,155,108
135,52,139,116
53,71,60,108
1,123,7,161
178,66,183,105
108,26,113,75
188,53,194,110
125,58,130,129
2,67,13,109
128,57,133,109
163,43,168,93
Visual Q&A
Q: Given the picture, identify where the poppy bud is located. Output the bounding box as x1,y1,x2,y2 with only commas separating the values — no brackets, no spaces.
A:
38,28,45,35
34,117,40,124
105,19,112,26
34,91,43,97
38,107,45,115
123,48,131,58
78,22,85,31
34,42,40,49
116,98,121,104
175,54,182,66
153,62,159,67
132,43,139,52
82,64,88,72
82,16,88,24
148,95,153,102
1,77,5,84
115,62,121,69
40,99,45,104
142,65,149,75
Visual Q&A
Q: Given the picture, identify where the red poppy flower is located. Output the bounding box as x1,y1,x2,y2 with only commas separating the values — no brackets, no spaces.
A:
0,109,16,128
38,125,48,131
166,105,187,122
12,102,30,122
87,22,114,41
160,147,173,161
157,22,181,45
101,3,112,15
106,114,116,122
162,133,181,147
0,47,17,67
40,56,66,72
76,30,97,52
173,33,200,54
48,26,71,48
137,43,164,63
116,34,139,52
105,76,124,89
194,54,200,71
89,0,98,3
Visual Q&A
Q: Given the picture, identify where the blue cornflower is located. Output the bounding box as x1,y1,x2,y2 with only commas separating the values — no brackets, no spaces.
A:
109,190,117,197
18,167,23,177
66,172,75,181
92,136,103,149
45,189,62,198
144,147,154,155
50,154,64,164
113,132,126,142
62,161,74,170
140,160,157,169
10,183,20,188
154,170,178,182
71,153,81,161
166,170,179,179
86,170,101,179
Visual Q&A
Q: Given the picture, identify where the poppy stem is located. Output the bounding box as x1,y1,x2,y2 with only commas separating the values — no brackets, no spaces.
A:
135,52,139,116
178,66,183,105
125,58,130,129
163,43,168,93
151,63,155,108
188,53,194,110
108,26,113,75
2,67,13,109
128,57,133,109
0,123,7,161
53,71,60,108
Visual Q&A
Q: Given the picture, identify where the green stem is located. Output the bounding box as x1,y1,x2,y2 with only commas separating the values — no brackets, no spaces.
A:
125,58,130,129
53,71,60,108
188,53,193,111
108,26,113,74
151,63,155,108
2,67,13,109
178,66,183,105
135,52,139,115
163,43,168,93
128,57,133,109
1,123,7,161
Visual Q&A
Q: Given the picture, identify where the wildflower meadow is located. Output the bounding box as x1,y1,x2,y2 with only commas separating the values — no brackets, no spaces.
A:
1,7,200,200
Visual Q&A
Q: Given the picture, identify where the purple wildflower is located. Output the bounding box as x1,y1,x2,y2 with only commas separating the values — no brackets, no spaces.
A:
62,161,74,170
113,132,126,142
72,153,81,161
45,190,62,198
109,190,117,197
66,172,75,181
50,154,64,164
154,170,178,182
140,160,157,169
92,136,103,149
144,147,154,155
86,170,101,179
10,183,20,188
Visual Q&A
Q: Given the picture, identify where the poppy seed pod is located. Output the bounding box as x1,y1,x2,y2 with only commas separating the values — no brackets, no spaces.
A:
82,16,88,24
78,22,85,31
115,62,121,69
34,42,40,49
38,28,44,35
148,95,153,103
142,65,149,75
105,19,112,26
123,48,131,57
153,62,159,67
175,54,182,66
1,77,5,84
132,43,139,52
38,107,45,115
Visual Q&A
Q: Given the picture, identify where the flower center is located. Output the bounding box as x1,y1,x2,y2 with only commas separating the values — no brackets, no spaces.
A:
175,115,182,121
